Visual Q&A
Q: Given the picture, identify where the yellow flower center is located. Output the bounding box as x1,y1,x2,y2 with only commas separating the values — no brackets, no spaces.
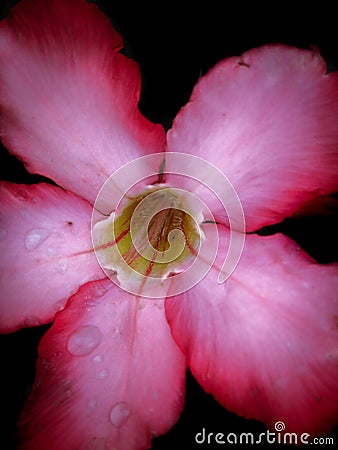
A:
93,187,202,294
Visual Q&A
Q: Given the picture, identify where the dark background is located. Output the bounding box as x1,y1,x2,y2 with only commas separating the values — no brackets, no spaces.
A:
1,1,338,449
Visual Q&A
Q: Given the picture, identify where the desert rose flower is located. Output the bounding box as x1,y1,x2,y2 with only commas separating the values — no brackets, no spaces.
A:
0,1,337,449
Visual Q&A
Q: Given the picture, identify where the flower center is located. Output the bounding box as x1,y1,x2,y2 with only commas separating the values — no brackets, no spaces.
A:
93,187,202,295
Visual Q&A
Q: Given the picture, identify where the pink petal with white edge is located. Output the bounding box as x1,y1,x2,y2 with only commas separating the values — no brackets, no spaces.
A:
0,0,165,205
0,182,104,332
18,278,186,450
166,230,338,435
167,45,338,232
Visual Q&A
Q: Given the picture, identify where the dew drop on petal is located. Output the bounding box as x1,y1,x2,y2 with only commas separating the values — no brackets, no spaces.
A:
96,369,109,380
109,402,130,428
65,388,72,398
41,358,52,372
67,325,102,356
92,284,110,298
47,247,56,257
24,315,40,327
87,398,97,414
56,257,69,274
86,283,111,307
15,189,29,201
54,299,66,312
92,354,103,364
25,228,51,251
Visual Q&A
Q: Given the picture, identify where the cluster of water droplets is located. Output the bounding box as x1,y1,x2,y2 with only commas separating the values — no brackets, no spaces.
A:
65,324,131,429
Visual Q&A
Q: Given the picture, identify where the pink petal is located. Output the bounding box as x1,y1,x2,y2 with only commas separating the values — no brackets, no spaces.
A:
18,278,186,450
167,45,338,231
0,0,165,205
166,230,338,435
0,182,104,332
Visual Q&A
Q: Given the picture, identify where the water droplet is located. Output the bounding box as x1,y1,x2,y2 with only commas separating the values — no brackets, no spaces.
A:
67,325,102,356
0,228,7,240
54,299,66,312
25,228,51,251
87,398,97,415
15,189,29,201
109,402,130,428
65,389,72,398
96,369,109,380
63,378,72,387
92,354,103,364
92,283,109,297
47,247,56,257
24,315,40,327
41,358,52,372
56,257,69,274
60,379,73,399
85,282,110,307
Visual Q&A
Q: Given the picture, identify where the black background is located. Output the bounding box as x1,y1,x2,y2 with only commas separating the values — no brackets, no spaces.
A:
1,1,338,449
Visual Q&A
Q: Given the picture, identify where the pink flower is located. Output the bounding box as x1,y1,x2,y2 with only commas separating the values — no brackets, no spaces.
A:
1,0,338,449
